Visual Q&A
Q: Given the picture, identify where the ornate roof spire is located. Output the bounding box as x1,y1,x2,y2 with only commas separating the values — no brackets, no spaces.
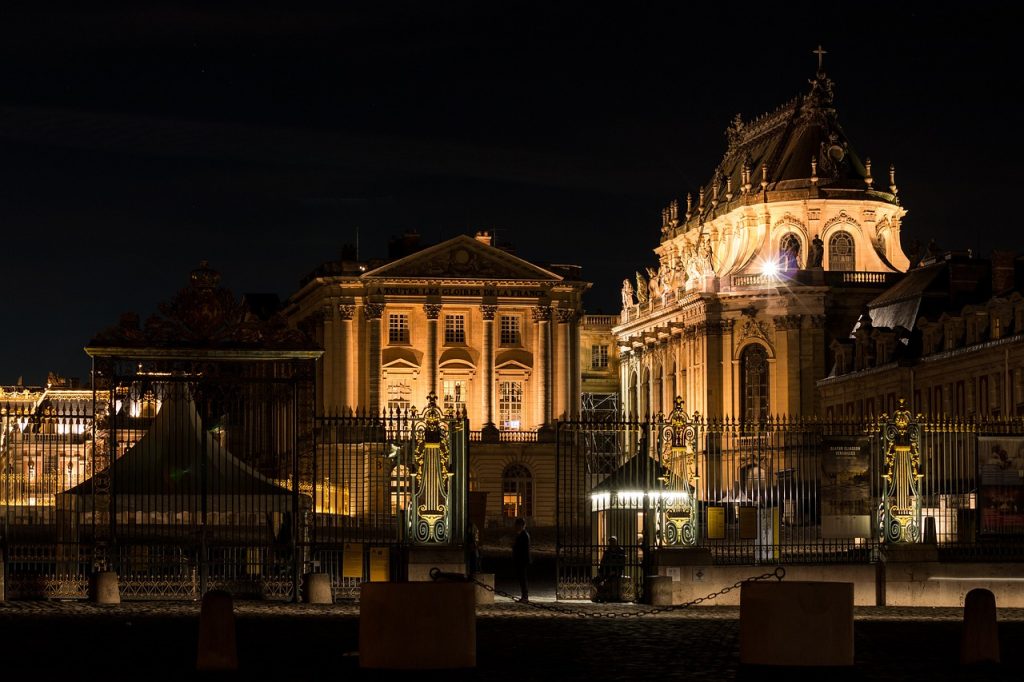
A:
889,163,898,196
711,176,720,209
864,157,873,189
698,187,705,212
685,192,693,220
760,162,769,191
725,175,734,202
810,156,818,185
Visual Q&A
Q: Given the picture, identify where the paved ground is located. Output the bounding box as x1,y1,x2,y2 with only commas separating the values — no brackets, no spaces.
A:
1,596,1022,680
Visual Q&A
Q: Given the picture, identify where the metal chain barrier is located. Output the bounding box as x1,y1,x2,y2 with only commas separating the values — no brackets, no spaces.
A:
430,566,786,619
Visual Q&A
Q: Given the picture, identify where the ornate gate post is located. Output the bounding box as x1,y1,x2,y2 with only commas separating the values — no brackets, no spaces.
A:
658,397,700,546
878,399,923,544
408,393,464,544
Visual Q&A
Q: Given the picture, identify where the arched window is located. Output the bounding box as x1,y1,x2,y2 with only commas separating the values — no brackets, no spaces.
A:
502,463,533,520
780,233,801,270
829,231,856,271
669,362,677,404
741,344,769,423
653,364,663,416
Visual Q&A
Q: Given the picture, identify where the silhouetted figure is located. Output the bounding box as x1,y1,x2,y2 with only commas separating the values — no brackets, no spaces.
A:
593,536,627,602
512,517,531,602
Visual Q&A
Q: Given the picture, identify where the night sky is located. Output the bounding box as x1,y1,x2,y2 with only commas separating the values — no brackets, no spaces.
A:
1,2,1021,385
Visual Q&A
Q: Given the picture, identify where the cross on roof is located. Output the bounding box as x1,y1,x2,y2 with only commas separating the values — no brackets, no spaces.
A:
813,45,827,73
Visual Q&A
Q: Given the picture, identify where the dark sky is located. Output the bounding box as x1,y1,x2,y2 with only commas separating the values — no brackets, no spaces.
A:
1,2,1021,385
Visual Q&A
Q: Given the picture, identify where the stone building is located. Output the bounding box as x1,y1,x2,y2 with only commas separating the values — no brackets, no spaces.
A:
287,231,592,528
615,58,911,420
580,314,620,418
819,251,1024,419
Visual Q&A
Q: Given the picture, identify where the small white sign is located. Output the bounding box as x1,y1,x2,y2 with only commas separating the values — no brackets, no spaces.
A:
692,566,707,583
666,567,681,582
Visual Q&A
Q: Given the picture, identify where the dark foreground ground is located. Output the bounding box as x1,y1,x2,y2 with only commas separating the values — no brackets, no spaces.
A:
1,596,1023,681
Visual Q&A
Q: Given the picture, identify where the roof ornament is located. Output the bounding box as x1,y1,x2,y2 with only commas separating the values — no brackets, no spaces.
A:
810,156,819,185
760,162,769,192
669,199,679,225
889,163,898,198
813,45,828,77
685,193,693,221
698,187,705,212
742,157,752,194
864,157,873,189
725,175,734,202
711,177,720,209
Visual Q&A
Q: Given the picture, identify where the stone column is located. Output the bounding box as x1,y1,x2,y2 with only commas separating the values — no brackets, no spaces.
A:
339,305,356,413
556,309,574,420
365,303,384,415
533,305,552,438
424,304,442,398
481,305,499,441
322,302,338,414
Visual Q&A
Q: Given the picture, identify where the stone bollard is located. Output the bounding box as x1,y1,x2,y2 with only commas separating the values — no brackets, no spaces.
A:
645,575,673,606
473,573,495,605
196,590,238,672
302,572,333,604
960,588,1000,665
89,571,120,605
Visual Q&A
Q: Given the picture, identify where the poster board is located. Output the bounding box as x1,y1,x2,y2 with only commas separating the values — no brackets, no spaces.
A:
820,435,873,538
342,542,364,579
978,436,1024,535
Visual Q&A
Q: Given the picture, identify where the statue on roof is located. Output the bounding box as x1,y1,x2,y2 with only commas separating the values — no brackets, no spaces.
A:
808,234,824,269
646,267,662,300
621,279,635,310
635,271,649,305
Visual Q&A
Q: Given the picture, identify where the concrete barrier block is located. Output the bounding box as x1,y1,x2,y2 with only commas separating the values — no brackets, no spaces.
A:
740,581,854,666
302,572,333,604
961,588,1000,665
645,575,673,606
89,571,120,605
196,590,238,671
360,582,476,669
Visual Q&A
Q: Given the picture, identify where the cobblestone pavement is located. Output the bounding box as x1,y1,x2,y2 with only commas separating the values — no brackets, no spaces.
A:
1,598,1022,680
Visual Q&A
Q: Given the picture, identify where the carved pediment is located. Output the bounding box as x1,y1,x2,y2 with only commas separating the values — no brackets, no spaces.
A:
363,235,562,281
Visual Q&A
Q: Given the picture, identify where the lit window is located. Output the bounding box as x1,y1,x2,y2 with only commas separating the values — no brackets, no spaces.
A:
444,314,466,344
780,233,801,269
391,465,411,514
741,344,769,423
442,379,466,414
829,231,856,271
502,463,533,519
388,313,410,344
591,344,609,370
386,380,412,410
499,380,523,430
500,315,520,346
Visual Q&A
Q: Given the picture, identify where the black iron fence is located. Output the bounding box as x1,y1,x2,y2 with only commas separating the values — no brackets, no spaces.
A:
555,402,1024,600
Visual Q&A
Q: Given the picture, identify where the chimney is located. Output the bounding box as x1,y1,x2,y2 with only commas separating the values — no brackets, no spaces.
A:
991,251,1017,295
475,230,493,246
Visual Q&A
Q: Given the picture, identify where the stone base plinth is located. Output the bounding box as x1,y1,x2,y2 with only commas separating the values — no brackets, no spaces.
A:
89,571,120,605
302,572,333,604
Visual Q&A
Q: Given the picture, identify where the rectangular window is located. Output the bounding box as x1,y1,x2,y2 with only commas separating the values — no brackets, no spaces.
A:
386,380,412,410
388,313,410,344
591,344,609,370
442,379,466,414
499,380,523,431
444,314,466,344
499,315,520,346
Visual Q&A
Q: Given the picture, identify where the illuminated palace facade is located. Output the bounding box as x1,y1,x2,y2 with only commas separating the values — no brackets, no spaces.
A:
615,63,911,420
287,232,590,433
288,232,597,528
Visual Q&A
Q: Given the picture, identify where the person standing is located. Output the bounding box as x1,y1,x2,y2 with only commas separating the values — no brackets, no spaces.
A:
512,517,531,602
